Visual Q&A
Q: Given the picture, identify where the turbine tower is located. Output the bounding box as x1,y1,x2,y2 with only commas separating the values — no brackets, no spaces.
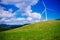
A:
42,0,48,21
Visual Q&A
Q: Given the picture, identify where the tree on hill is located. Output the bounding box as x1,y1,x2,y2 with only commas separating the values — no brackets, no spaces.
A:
0,26,3,31
56,19,60,20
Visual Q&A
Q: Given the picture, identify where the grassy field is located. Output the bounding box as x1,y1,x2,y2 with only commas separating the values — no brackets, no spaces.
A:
0,20,60,40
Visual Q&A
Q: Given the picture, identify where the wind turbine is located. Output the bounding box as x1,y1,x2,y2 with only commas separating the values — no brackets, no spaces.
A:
41,0,48,21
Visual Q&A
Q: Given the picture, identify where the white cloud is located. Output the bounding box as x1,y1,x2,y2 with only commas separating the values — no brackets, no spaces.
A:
24,12,41,19
0,8,16,24
1,17,40,25
0,0,42,25
8,8,13,13
31,12,41,19
23,7,41,20
26,17,32,21
4,18,25,22
1,0,38,5
3,18,30,25
0,18,6,23
0,8,16,18
1,0,38,13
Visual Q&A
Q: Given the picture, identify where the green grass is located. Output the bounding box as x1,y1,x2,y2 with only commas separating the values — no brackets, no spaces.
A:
0,20,60,40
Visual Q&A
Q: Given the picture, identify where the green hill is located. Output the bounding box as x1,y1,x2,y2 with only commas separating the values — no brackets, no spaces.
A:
0,20,60,40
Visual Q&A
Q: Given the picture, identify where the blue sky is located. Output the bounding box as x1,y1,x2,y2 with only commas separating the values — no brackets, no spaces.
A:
0,0,60,25
32,0,60,20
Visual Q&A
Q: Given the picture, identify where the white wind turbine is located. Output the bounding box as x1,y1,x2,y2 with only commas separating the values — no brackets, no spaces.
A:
41,0,48,21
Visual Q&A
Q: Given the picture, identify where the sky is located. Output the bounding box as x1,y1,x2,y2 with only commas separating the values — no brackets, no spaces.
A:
0,0,60,25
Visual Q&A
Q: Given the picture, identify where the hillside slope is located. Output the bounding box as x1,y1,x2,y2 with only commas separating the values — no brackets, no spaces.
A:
0,20,60,40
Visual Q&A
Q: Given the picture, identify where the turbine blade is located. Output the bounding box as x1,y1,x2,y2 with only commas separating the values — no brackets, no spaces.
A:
41,9,45,15
46,8,55,11
42,0,46,8
42,0,48,21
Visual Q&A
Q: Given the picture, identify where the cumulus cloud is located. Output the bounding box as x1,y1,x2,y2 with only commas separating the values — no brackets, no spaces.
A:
1,0,38,13
0,8,16,18
30,12,41,19
3,18,31,25
0,0,42,25
0,11,15,18
26,17,32,21
1,0,38,5
0,7,16,24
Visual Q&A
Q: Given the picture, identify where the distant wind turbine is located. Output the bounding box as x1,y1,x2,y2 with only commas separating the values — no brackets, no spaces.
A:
41,0,48,21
